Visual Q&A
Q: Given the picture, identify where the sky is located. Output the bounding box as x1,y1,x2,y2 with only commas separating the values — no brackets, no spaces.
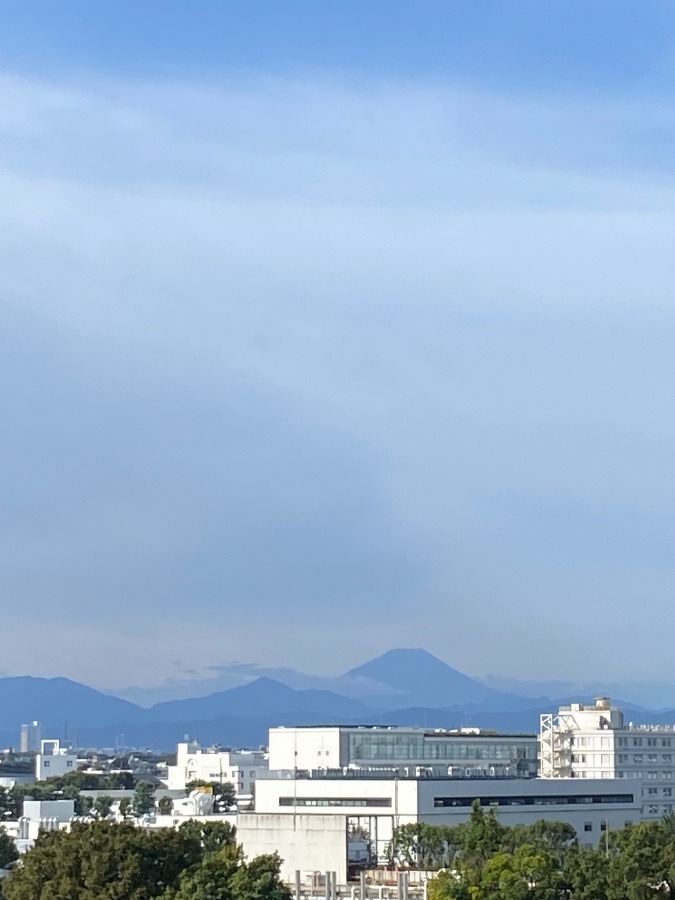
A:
2,1,675,695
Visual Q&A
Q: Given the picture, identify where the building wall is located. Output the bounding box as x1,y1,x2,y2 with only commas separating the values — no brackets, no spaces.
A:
22,799,75,822
253,775,639,848
269,728,345,771
35,751,77,781
237,813,349,884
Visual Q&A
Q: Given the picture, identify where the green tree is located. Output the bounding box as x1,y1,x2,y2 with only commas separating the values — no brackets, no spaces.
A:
563,844,609,900
163,843,243,900
481,844,566,900
157,796,173,816
0,826,19,870
132,781,156,817
390,823,462,869
427,870,471,900
2,821,202,900
178,819,237,855
119,797,132,818
230,852,291,900
606,817,675,900
93,795,113,818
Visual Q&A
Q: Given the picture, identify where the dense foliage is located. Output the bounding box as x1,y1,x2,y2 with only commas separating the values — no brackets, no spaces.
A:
0,771,138,819
2,819,290,900
419,801,675,900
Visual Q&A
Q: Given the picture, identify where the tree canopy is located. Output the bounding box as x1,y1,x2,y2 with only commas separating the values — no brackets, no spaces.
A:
1,819,290,900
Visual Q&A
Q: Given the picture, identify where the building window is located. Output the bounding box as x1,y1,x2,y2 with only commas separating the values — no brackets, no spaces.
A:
648,788,658,795
600,822,607,831
66,761,73,767
279,797,392,808
648,739,657,747
648,805,659,814
663,739,672,748
663,755,672,763
43,761,50,768
648,772,658,780
634,755,643,763
584,822,593,832
648,755,657,763
634,739,643,747
624,821,633,827
664,788,672,797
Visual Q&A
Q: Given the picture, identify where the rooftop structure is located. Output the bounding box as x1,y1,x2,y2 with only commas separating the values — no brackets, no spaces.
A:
269,726,538,777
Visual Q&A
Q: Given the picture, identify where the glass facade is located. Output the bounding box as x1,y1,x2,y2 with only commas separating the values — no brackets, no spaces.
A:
433,793,634,808
347,731,537,766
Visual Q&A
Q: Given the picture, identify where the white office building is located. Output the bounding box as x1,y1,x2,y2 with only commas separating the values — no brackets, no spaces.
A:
540,697,675,819
269,726,538,777
243,770,638,882
166,741,267,803
35,740,78,781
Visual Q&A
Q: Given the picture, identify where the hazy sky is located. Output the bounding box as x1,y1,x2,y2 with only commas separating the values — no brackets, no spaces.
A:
2,1,675,692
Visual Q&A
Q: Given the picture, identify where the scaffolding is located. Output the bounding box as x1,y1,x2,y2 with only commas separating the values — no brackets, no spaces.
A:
539,713,577,778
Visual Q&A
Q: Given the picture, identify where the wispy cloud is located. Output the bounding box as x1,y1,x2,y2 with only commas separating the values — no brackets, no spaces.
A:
2,70,675,688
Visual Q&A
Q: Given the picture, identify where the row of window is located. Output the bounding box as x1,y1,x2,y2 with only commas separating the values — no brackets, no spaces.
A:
575,737,673,750
279,797,392,808
583,821,626,832
616,755,672,764
433,794,634,808
348,735,536,762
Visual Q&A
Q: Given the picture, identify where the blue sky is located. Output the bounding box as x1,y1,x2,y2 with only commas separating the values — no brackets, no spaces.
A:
2,2,675,694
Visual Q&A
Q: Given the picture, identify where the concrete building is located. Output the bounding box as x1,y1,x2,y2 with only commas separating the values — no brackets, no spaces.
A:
269,726,538,777
35,739,78,781
166,741,267,803
540,697,675,819
243,770,639,881
19,721,41,753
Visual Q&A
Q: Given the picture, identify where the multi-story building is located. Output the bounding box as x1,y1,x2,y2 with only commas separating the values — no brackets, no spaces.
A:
241,769,639,881
35,739,78,781
269,726,538,777
19,721,41,753
540,697,675,819
166,741,267,803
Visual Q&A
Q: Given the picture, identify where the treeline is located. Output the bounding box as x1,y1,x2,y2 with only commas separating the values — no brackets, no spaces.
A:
409,801,675,900
0,819,290,900
0,770,138,818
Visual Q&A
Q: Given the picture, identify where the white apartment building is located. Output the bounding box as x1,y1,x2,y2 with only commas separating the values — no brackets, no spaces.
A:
540,697,675,819
269,726,538,777
166,741,267,803
35,740,78,781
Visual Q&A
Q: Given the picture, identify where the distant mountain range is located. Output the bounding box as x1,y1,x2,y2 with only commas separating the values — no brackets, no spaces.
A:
2,649,675,751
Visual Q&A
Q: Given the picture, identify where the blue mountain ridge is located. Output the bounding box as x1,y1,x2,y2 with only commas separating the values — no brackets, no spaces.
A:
0,649,672,751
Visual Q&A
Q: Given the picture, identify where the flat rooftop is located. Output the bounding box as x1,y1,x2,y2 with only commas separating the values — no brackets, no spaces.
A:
271,725,536,737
